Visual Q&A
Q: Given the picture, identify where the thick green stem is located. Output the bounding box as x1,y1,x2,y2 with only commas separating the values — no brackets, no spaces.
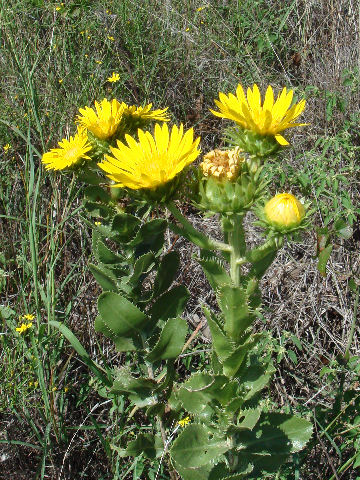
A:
228,214,246,286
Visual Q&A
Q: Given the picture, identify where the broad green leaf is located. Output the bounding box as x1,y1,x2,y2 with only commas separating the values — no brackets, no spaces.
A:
128,219,166,247
334,218,353,240
198,256,230,291
146,317,187,362
49,321,111,387
112,213,141,242
171,424,228,468
96,239,124,265
236,413,313,455
223,335,261,378
218,286,254,341
95,315,137,351
130,252,156,285
174,462,214,480
248,251,277,279
150,285,190,322
153,251,180,297
84,201,113,218
126,434,163,459
203,307,233,362
178,373,237,414
98,291,148,337
89,263,117,291
228,408,261,433
317,244,333,276
84,185,111,203
239,360,275,402
111,368,156,396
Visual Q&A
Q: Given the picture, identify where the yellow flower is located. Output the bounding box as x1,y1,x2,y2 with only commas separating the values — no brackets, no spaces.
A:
107,35,115,41
200,147,244,180
211,84,307,145
98,123,200,190
21,313,35,321
16,322,33,334
107,72,120,83
77,98,124,139
3,143,11,153
121,102,170,123
42,127,92,171
264,193,305,229
178,416,191,427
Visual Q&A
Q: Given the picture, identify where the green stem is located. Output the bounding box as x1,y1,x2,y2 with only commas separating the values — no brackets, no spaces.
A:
228,214,246,286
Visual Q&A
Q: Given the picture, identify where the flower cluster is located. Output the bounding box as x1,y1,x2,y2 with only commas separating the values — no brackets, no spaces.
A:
41,83,309,224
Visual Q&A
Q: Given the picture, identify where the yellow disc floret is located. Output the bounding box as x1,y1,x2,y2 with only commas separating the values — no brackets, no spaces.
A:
200,147,244,180
42,127,92,171
98,123,200,190
264,193,305,229
211,84,307,145
77,98,125,139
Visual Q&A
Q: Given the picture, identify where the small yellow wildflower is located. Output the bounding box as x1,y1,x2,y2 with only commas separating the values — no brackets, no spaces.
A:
98,123,200,190
201,147,244,180
58,79,63,84
211,84,307,146
64,386,69,392
55,6,61,11
178,416,191,427
3,144,11,153
94,221,102,226
107,72,120,83
185,27,190,32
16,322,33,334
197,6,206,11
77,98,124,140
107,35,115,41
95,60,103,65
264,193,305,229
80,31,85,35
21,313,35,321
42,127,92,171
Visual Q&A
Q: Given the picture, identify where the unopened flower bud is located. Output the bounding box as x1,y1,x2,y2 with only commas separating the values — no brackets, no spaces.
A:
264,193,305,229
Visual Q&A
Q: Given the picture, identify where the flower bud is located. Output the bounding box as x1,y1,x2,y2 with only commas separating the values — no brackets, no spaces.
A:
264,193,305,230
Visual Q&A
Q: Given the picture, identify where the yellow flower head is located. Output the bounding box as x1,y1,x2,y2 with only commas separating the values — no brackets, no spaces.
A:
42,127,92,171
200,147,244,180
178,416,191,427
98,123,200,190
16,322,33,334
77,98,125,139
3,143,11,153
21,313,35,321
264,193,305,229
211,84,307,145
121,102,170,123
107,72,120,83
